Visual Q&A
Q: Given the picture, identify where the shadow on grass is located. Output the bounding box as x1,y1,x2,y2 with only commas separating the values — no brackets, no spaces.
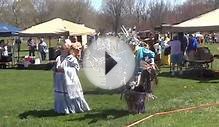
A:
159,69,219,83
68,109,129,124
18,109,64,119
84,88,121,95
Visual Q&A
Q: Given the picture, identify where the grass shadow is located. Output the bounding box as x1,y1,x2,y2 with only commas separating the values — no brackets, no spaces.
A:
197,80,219,84
84,88,121,95
68,109,129,124
18,109,64,119
159,69,219,83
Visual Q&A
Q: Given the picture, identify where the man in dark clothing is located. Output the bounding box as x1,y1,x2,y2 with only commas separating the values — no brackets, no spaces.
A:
27,38,36,56
178,32,188,53
15,37,21,51
187,34,198,60
178,32,188,66
15,37,21,62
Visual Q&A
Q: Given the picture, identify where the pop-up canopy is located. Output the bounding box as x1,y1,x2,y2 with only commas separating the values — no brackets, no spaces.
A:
161,8,219,32
0,23,21,37
19,18,96,37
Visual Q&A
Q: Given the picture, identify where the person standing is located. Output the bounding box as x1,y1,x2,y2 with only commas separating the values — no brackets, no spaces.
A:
161,34,171,65
2,41,9,62
153,41,162,69
27,38,36,56
186,34,198,60
15,37,21,62
169,36,183,76
178,32,188,54
178,32,188,66
0,40,4,60
53,40,90,114
38,38,48,61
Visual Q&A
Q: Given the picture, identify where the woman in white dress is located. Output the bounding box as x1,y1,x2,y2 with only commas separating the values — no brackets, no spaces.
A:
53,40,90,114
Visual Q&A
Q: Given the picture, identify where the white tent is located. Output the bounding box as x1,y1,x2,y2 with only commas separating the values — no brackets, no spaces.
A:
162,8,219,32
19,18,96,37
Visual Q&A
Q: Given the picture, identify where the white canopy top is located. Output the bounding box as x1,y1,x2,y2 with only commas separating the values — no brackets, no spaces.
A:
20,18,96,37
162,8,219,32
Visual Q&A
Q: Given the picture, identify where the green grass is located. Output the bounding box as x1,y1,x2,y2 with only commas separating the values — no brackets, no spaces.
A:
0,44,219,127
0,69,218,127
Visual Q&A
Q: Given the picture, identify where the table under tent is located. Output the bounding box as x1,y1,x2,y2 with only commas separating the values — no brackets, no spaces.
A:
0,23,21,68
157,8,219,73
18,18,96,69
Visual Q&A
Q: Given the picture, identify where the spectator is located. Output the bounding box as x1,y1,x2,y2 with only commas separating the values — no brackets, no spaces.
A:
153,41,161,68
161,36,170,65
15,37,21,52
38,38,48,61
27,38,36,56
2,41,9,62
15,37,21,62
187,34,198,60
169,36,183,76
73,37,82,60
211,33,216,44
178,32,188,53
164,34,170,43
204,34,209,44
0,40,4,60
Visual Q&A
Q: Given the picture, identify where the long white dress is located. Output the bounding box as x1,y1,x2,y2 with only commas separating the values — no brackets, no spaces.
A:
54,54,90,114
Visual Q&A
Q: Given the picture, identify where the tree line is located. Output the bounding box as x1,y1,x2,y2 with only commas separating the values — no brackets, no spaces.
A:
0,0,218,34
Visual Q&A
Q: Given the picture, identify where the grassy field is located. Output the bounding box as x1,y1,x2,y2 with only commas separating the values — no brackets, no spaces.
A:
0,44,219,127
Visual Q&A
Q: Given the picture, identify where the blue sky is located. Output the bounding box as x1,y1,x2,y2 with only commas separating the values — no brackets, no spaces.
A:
90,0,187,10
91,0,102,10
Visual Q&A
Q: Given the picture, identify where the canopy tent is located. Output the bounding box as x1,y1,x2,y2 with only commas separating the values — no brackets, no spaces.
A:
19,18,96,37
161,8,219,32
0,23,21,37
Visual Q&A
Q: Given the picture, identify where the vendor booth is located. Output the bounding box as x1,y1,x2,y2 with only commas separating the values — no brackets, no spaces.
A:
19,18,96,61
0,23,21,68
0,23,21,36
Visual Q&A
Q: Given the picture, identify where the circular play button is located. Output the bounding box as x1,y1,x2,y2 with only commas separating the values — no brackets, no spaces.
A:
83,37,135,90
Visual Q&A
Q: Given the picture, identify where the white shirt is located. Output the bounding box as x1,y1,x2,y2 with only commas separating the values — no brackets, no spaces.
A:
2,46,8,56
153,43,161,55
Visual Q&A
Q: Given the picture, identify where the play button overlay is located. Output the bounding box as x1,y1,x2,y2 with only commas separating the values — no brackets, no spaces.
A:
105,52,117,75
83,37,135,90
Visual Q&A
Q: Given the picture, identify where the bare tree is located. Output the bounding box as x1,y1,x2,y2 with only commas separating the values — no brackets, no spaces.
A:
124,0,135,15
135,0,149,25
0,0,7,21
32,0,50,23
47,0,92,24
0,0,216,34
12,0,37,27
0,0,6,11
171,0,215,23
103,0,125,35
11,0,20,25
148,0,169,28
